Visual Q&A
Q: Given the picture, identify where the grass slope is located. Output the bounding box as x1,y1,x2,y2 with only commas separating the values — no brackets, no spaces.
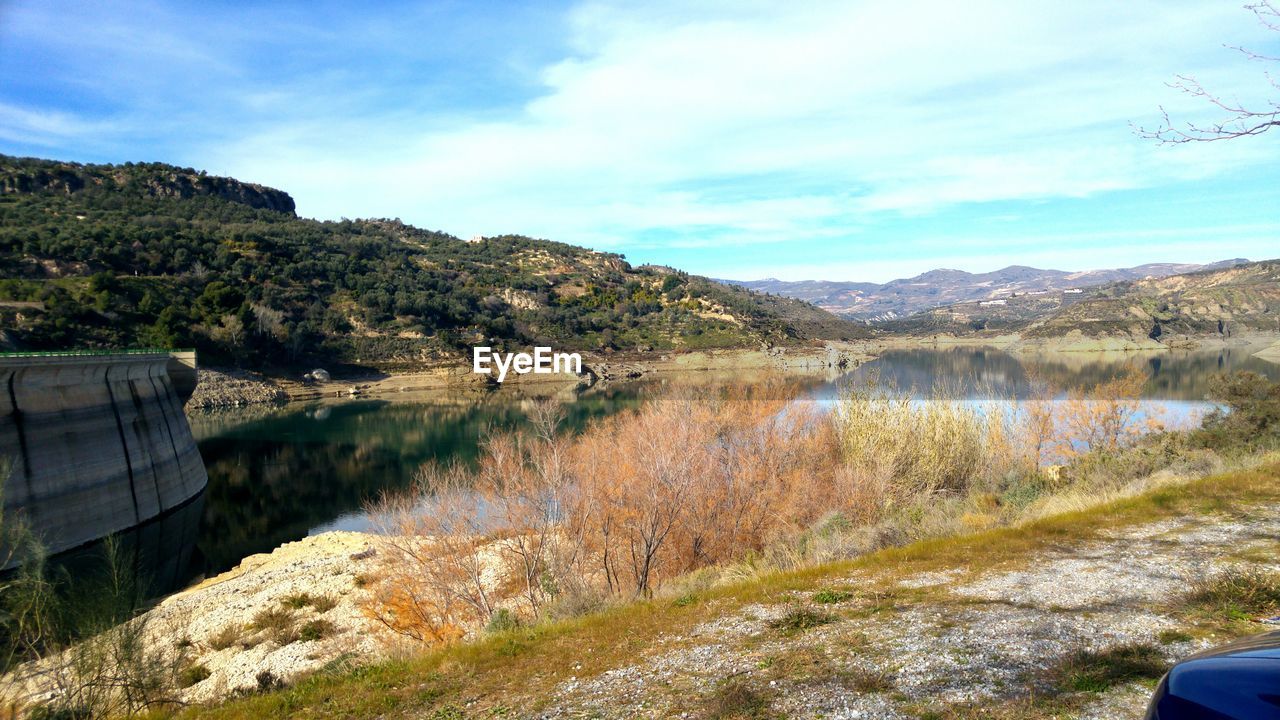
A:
175,460,1280,720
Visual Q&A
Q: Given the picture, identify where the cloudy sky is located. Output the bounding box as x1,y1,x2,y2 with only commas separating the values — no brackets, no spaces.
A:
2,0,1278,281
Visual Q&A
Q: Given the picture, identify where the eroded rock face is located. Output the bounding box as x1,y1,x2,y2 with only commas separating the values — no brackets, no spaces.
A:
123,171,295,214
0,156,296,214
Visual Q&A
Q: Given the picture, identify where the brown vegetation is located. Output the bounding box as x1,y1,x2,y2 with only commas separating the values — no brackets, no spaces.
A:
363,368,1174,646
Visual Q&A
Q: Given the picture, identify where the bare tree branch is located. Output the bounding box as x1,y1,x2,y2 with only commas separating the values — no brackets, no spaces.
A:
1137,1,1280,143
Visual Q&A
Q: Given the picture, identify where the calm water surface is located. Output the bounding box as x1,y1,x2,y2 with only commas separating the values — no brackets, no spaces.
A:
164,344,1279,588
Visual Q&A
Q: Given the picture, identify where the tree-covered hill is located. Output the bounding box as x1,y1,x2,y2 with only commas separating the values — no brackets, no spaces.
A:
0,155,864,370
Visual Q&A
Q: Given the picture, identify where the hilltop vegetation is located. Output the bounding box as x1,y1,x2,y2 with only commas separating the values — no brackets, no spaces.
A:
0,155,862,370
878,259,1280,343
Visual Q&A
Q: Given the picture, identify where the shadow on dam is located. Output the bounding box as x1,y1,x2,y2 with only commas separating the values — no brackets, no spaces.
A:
1,350,209,598
42,491,206,599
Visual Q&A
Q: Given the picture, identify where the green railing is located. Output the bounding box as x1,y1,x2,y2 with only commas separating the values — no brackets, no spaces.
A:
0,348,195,358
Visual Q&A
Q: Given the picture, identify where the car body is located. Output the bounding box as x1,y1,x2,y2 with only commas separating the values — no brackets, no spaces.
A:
1146,630,1280,719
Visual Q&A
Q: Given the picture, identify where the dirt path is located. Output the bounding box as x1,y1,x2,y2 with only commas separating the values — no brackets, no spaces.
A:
537,507,1280,719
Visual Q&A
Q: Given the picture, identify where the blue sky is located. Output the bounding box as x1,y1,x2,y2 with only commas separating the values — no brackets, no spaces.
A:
2,0,1278,282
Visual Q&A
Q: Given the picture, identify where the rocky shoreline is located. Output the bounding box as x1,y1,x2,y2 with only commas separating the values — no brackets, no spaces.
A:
183,342,879,410
185,368,289,409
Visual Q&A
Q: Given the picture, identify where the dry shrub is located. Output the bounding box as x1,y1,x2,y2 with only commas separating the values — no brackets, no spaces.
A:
702,677,775,720
835,383,1001,499
362,479,489,644
565,384,842,597
205,624,244,651
1055,365,1156,459
767,605,836,634
361,579,465,646
1018,369,1060,469
250,607,298,645
363,399,575,641
363,368,1190,643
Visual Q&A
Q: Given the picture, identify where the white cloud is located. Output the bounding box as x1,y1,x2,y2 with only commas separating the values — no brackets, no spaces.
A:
0,103,126,148
7,0,1275,277
209,0,1277,255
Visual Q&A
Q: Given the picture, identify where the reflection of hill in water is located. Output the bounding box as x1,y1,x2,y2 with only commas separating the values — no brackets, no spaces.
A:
840,345,1280,401
844,348,1028,396
192,390,641,578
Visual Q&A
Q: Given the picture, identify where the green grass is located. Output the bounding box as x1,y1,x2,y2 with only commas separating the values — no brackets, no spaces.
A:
672,592,699,608
811,589,853,604
1180,568,1280,623
766,605,836,634
177,461,1280,720
1049,643,1168,693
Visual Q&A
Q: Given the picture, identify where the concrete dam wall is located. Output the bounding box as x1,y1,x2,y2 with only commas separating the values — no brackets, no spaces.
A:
0,351,207,561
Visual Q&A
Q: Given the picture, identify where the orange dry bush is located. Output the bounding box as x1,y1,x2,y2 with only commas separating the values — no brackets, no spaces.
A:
565,383,843,598
567,397,716,597
1018,369,1059,469
1055,366,1158,458
363,399,580,637
361,581,465,645
363,467,500,643
363,371,1173,643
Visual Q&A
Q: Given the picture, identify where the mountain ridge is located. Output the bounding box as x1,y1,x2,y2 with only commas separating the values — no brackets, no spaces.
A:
726,259,1251,321
875,258,1280,344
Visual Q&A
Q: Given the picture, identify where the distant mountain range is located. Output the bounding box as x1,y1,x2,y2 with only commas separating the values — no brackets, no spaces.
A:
877,258,1280,344
726,260,1251,322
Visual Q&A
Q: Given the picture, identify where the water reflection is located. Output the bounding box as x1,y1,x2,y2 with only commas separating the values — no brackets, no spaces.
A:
824,345,1280,401
189,389,642,580
45,492,205,599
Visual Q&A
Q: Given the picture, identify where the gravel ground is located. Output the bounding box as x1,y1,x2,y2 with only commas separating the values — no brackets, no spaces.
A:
533,509,1280,719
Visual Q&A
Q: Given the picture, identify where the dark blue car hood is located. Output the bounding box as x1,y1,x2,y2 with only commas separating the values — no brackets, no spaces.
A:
1146,630,1280,720
1182,630,1280,661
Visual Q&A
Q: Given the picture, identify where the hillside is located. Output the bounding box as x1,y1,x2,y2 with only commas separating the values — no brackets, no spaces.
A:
730,260,1249,321
877,259,1280,344
0,156,864,371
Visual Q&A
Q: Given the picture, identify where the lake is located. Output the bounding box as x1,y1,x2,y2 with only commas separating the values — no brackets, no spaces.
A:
138,343,1280,592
